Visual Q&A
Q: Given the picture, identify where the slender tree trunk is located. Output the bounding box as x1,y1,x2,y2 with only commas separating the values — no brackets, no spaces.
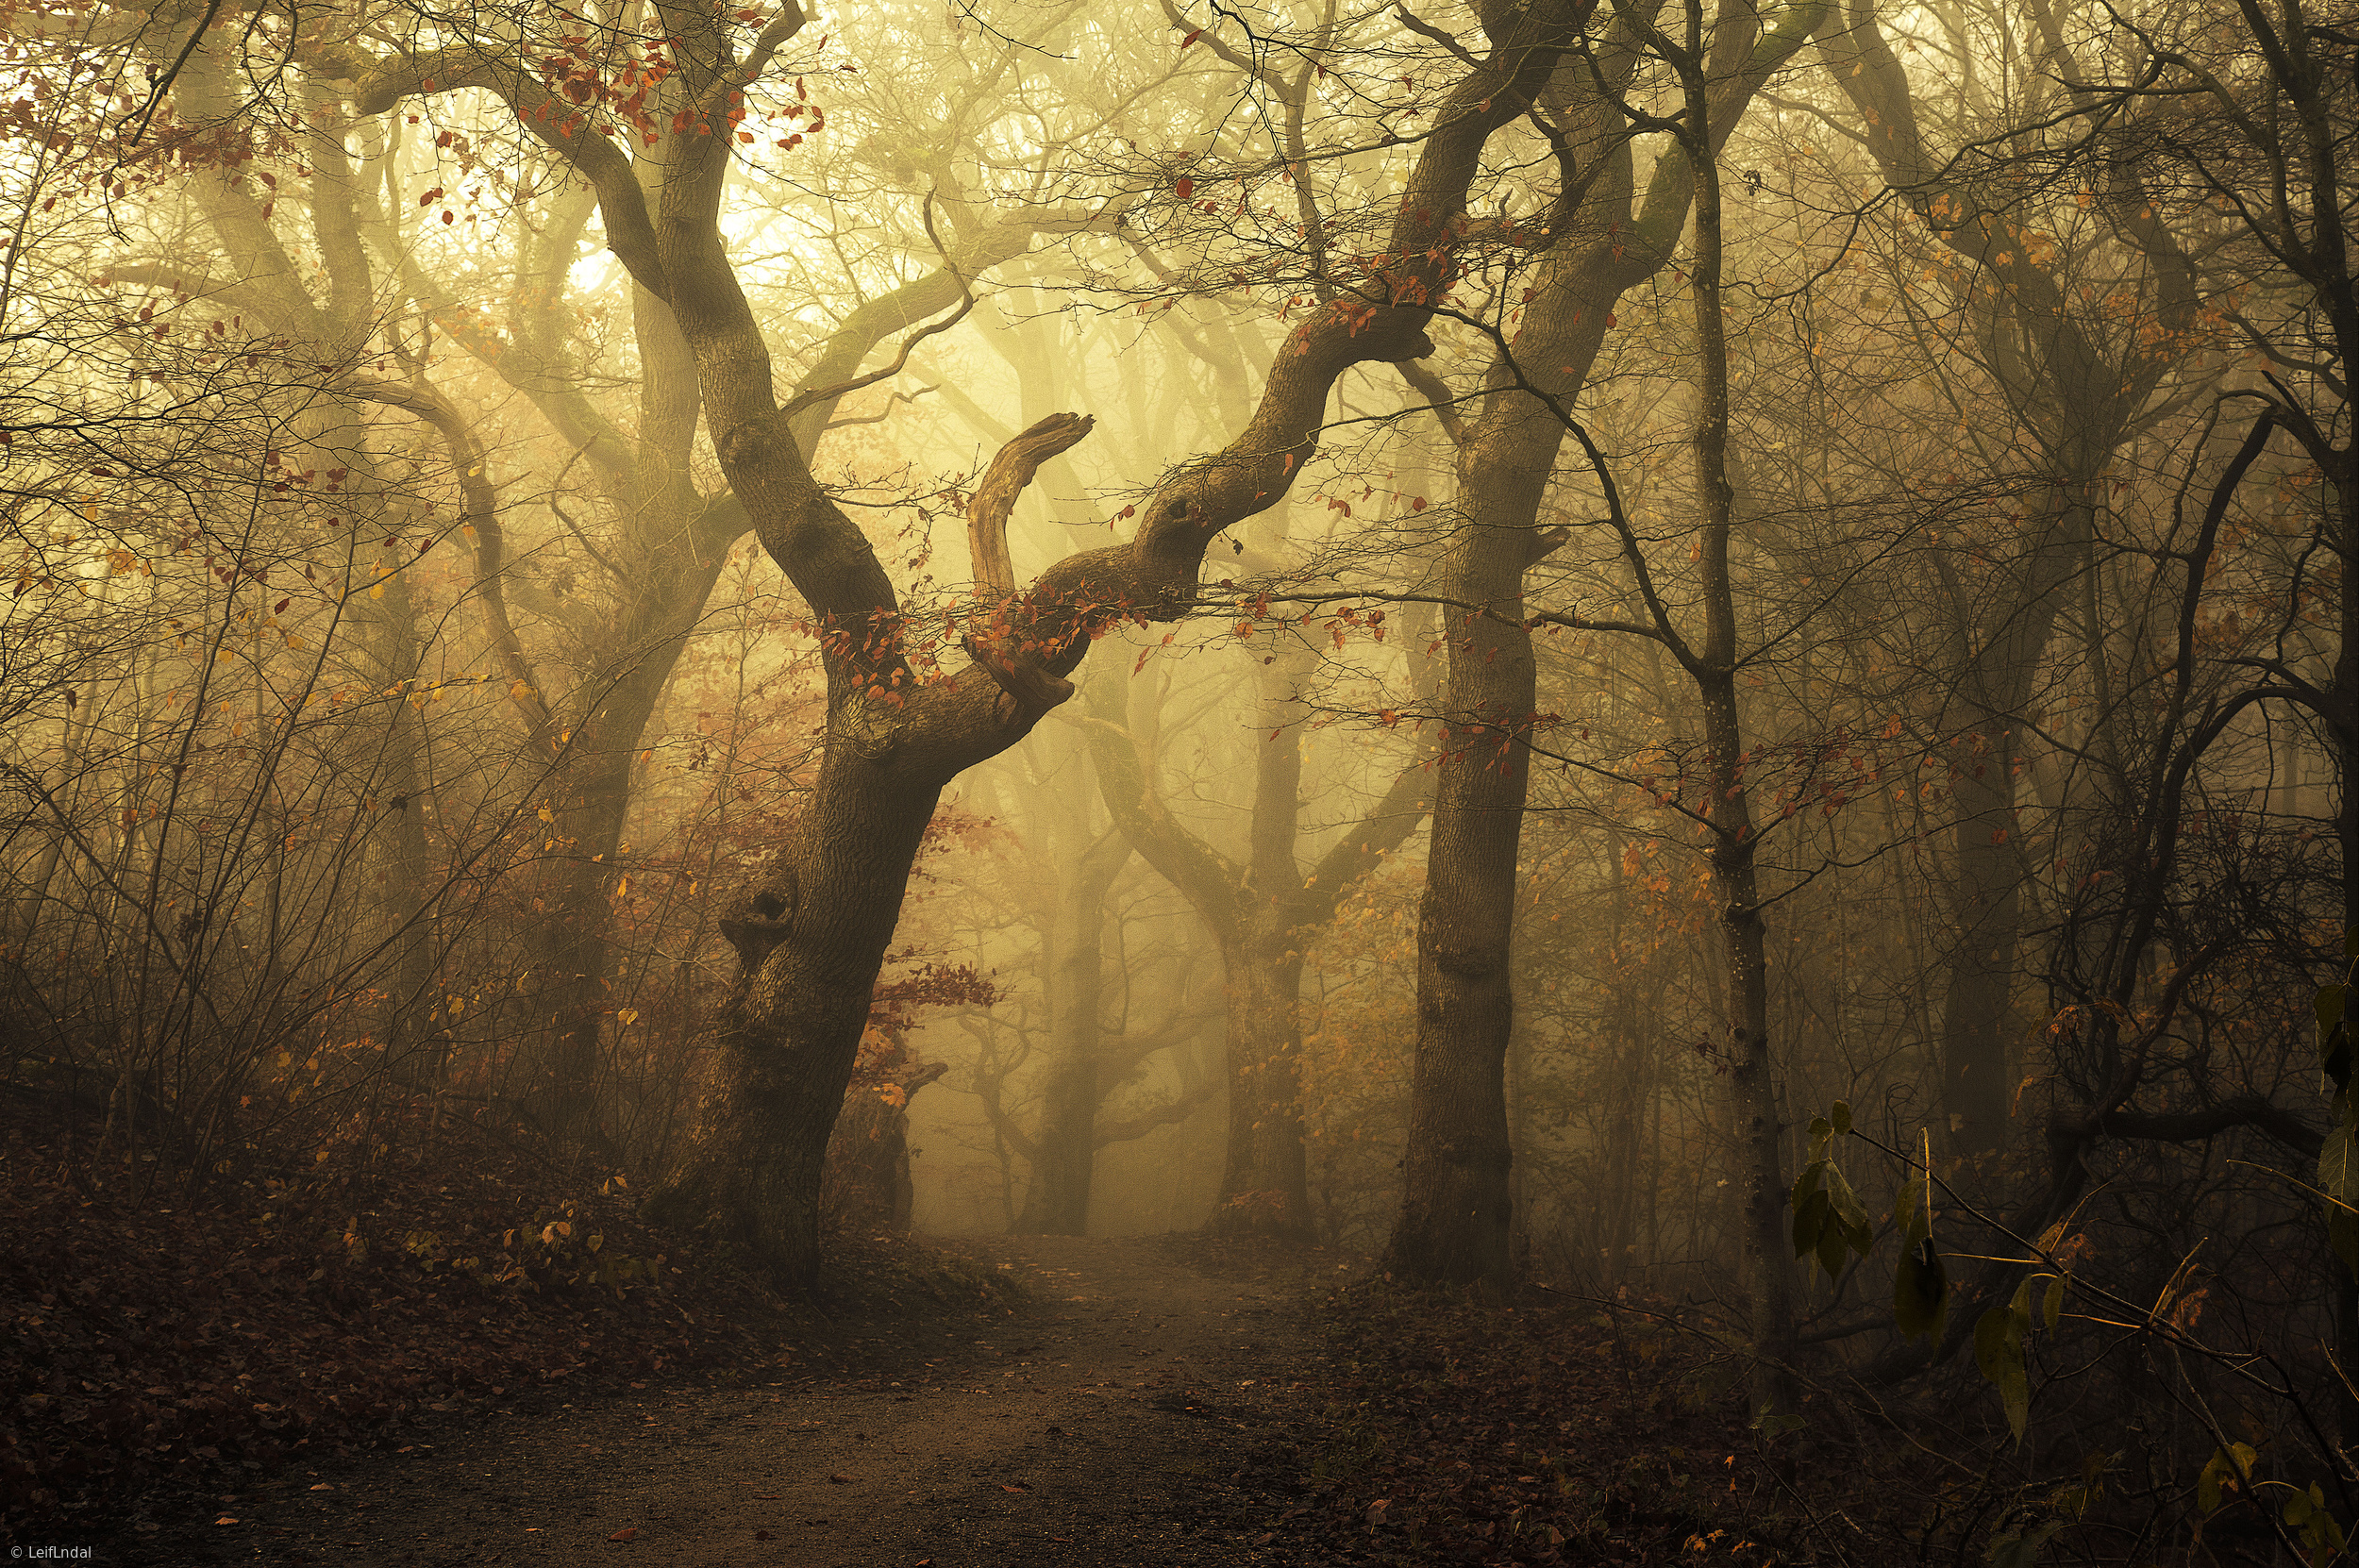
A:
1211,931,1312,1236
1684,39,1795,1419
1015,827,1129,1235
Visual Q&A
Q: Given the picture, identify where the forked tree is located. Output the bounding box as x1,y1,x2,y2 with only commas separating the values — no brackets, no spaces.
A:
293,0,1581,1274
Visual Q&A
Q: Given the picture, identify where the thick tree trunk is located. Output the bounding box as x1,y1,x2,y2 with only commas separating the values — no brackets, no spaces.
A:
642,733,946,1276
1387,475,1534,1287
514,4,1573,1277
1381,0,1824,1288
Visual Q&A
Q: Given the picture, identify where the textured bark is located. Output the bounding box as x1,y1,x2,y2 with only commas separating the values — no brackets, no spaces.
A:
827,1059,948,1234
641,19,1568,1275
1386,0,1822,1288
1390,442,1541,1286
334,0,1571,1276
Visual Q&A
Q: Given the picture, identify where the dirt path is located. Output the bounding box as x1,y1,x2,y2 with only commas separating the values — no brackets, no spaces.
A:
145,1236,1355,1568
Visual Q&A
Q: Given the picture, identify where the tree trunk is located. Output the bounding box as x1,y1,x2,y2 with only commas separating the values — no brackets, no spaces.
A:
1387,475,1533,1287
643,736,946,1276
1211,932,1312,1236
1014,827,1129,1235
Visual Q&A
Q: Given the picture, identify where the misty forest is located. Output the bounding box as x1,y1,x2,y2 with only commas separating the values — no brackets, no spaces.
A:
1,0,2355,1561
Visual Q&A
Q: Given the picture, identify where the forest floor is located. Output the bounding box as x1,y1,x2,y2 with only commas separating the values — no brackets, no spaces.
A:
126,1234,1351,1568
7,1122,1830,1566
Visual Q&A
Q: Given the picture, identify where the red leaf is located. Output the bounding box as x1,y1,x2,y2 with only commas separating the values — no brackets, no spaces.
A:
608,1526,638,1542
1180,27,1202,45
1175,176,1194,200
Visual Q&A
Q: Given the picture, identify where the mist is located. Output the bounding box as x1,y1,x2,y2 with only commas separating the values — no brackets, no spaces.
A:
2,0,2353,1561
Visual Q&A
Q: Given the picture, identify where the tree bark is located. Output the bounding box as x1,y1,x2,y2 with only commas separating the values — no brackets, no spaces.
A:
611,6,1572,1276
1383,0,1829,1290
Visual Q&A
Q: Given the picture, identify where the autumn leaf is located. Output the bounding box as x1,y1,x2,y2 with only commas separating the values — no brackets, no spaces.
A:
608,1526,638,1542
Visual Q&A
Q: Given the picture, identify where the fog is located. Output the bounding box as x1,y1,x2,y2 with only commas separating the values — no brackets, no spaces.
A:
2,0,2354,1556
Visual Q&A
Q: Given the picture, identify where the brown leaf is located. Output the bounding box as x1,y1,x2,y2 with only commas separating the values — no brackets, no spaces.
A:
828,1473,853,1484
213,1515,241,1526
754,1528,775,1541
607,1526,638,1542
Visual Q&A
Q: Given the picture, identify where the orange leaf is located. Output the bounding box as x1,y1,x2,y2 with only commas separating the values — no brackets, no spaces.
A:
608,1526,638,1542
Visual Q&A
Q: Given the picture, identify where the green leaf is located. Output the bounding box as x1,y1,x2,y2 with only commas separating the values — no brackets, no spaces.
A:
1793,1187,1831,1261
1984,1520,2063,1568
2041,1275,2063,1332
2198,1443,2258,1514
2323,1118,2359,1276
1831,1100,1853,1135
1828,1166,1876,1259
1895,1233,1949,1341
1817,1214,1849,1282
1894,1174,1922,1232
1973,1285,2032,1443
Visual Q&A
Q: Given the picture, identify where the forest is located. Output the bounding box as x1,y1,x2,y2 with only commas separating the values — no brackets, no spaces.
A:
0,0,2354,1560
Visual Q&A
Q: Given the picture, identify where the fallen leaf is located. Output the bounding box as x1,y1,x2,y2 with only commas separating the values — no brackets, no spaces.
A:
828,1473,853,1484
755,1528,775,1541
608,1526,638,1542
1000,1481,1031,1493
213,1515,241,1526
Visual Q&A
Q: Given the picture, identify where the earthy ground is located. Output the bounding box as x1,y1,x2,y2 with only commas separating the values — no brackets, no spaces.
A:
110,1235,1353,1568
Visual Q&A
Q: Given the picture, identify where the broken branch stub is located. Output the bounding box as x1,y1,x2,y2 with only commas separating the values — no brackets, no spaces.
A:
965,411,1096,594
962,411,1096,717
